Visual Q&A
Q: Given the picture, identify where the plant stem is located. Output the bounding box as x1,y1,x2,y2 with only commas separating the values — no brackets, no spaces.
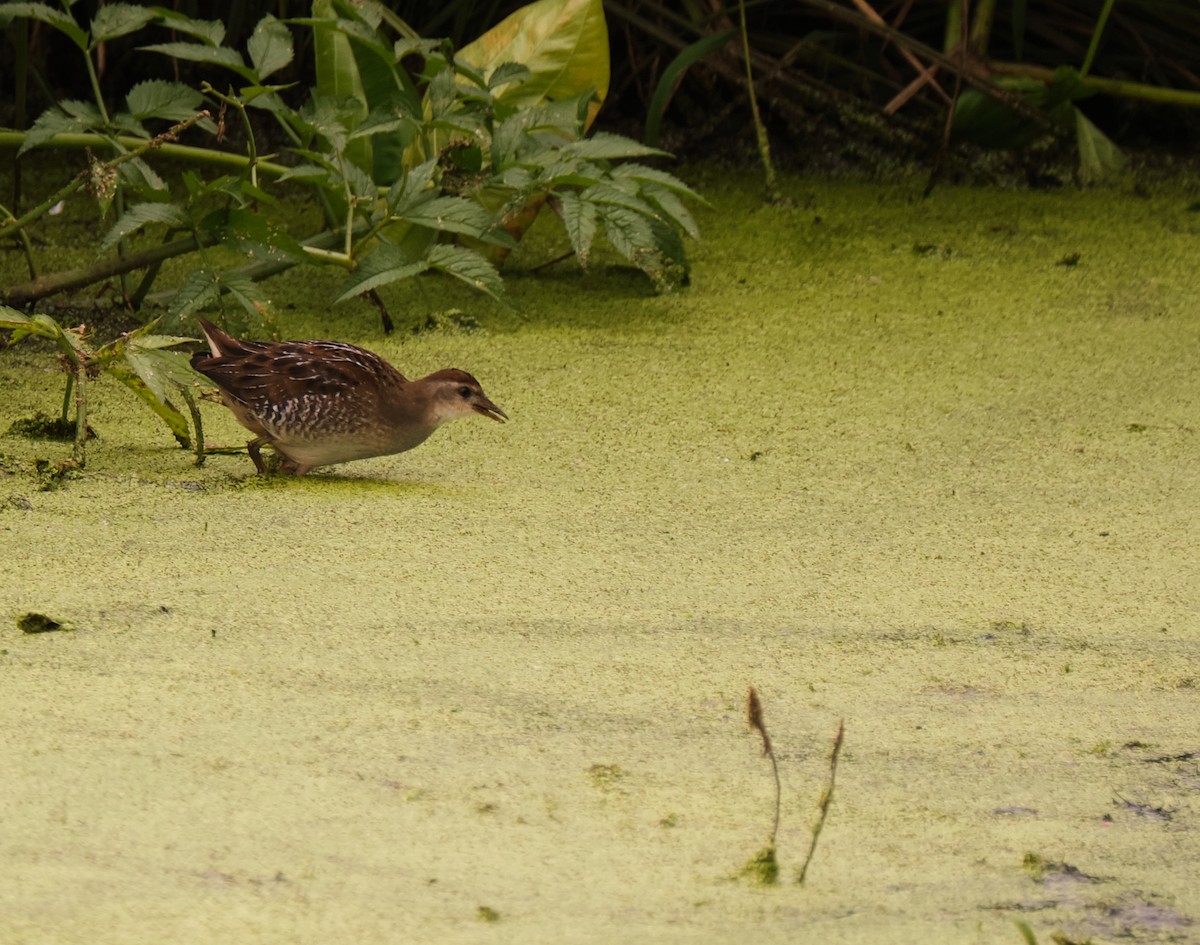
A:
988,61,1200,106
0,132,291,184
737,0,778,200
1080,0,1117,79
796,719,844,885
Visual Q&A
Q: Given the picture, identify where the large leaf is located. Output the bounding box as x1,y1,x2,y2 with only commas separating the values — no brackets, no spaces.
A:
19,99,105,153
139,42,252,80
335,242,428,302
105,361,191,447
100,202,191,252
125,79,206,122
458,0,609,126
247,14,293,80
560,132,669,161
425,244,507,303
393,195,516,246
202,208,309,265
0,2,88,49
90,3,156,45
557,190,596,266
151,10,225,45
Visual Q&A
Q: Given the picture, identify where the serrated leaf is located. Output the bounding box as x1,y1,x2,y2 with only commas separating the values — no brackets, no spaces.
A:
117,156,168,195
222,272,271,320
579,181,656,216
487,61,531,92
386,157,437,214
561,132,670,161
139,41,250,79
299,94,361,151
0,2,87,49
610,163,705,203
557,191,596,267
247,14,293,80
122,340,198,399
202,208,309,265
125,79,204,121
335,242,428,302
426,244,506,302
168,270,222,321
152,11,224,45
90,2,155,44
18,101,102,153
394,196,515,246
642,183,699,241
597,203,689,289
100,203,190,252
105,361,192,447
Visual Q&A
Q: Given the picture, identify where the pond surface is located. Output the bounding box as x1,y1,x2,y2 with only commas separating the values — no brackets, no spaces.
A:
2,168,1198,944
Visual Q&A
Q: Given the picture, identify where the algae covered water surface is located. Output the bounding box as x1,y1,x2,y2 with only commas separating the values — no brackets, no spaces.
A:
2,171,1198,944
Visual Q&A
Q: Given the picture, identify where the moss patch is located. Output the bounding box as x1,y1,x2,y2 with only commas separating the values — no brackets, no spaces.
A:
1,170,1198,945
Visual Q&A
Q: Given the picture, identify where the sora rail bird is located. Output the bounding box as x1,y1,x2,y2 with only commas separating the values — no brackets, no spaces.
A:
191,318,506,476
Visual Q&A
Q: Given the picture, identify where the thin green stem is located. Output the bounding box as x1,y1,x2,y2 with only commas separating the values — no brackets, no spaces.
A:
83,49,112,125
1080,0,1117,79
0,132,290,184
737,0,777,199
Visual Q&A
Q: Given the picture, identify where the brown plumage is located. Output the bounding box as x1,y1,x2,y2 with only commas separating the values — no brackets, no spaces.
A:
191,318,506,475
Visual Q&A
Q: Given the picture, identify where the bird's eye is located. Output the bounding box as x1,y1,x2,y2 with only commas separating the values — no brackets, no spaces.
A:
458,385,473,398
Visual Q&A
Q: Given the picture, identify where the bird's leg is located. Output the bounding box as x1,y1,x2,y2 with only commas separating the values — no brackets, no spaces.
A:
247,436,271,475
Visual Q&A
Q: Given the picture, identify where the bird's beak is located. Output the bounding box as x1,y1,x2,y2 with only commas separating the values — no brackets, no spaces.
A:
474,400,508,422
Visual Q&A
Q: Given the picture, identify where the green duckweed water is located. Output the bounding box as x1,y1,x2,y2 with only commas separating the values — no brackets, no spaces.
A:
2,168,1198,944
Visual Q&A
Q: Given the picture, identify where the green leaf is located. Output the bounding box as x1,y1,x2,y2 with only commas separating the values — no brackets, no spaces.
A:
247,14,293,80
386,157,438,213
222,272,271,320
90,3,156,44
487,61,531,92
425,244,507,302
100,203,191,252
1075,107,1125,184
610,163,705,202
393,195,515,246
121,339,198,397
562,132,670,161
125,79,205,121
19,101,103,153
458,0,609,120
202,208,309,265
335,242,428,302
0,2,87,49
117,156,168,195
311,0,371,169
641,183,699,242
151,10,224,45
644,29,735,147
597,203,689,290
105,361,192,447
557,190,596,266
169,270,222,321
579,180,657,216
139,42,251,79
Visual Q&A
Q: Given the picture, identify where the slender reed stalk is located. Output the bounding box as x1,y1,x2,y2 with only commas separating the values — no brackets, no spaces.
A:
796,719,844,885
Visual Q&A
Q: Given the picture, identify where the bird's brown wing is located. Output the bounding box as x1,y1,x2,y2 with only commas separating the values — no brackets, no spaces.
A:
191,340,407,415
